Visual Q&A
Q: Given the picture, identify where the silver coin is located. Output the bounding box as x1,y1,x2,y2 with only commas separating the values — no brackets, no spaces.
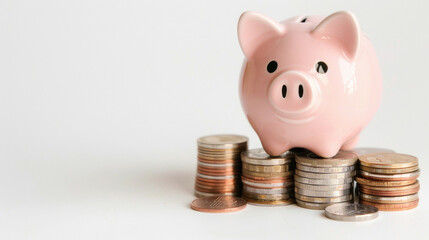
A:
197,134,248,149
243,185,293,195
358,192,419,203
352,147,395,156
295,150,358,167
295,193,353,203
295,169,356,179
358,169,420,180
196,173,238,180
294,182,353,191
242,178,294,188
295,199,336,210
325,203,378,221
296,163,355,173
294,175,354,185
197,161,235,168
295,187,352,197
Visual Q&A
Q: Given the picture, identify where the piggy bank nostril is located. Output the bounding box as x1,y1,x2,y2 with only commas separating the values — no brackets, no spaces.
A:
299,85,304,98
282,85,287,98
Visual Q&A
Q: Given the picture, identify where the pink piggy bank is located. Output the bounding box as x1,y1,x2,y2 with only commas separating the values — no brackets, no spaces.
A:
238,11,382,158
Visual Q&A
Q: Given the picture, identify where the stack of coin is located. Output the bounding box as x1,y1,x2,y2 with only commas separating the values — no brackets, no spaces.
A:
195,134,248,198
357,153,420,211
241,149,295,206
294,151,358,210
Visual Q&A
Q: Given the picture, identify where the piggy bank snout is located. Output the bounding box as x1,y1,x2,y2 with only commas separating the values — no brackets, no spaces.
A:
268,71,320,115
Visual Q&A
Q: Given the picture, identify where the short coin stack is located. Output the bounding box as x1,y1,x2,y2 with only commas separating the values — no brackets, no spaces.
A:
195,134,248,198
294,151,358,210
241,149,295,206
357,153,420,211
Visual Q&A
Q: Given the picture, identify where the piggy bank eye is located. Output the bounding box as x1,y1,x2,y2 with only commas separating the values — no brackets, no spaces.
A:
267,61,278,73
315,61,328,74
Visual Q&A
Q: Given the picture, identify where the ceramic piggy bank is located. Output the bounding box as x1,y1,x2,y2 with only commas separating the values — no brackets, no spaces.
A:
238,11,382,158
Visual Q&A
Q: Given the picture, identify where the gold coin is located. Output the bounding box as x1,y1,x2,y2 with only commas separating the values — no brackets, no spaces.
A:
242,163,291,173
295,150,358,167
242,192,293,201
359,153,418,169
359,165,419,174
242,169,294,179
355,176,416,187
242,196,295,206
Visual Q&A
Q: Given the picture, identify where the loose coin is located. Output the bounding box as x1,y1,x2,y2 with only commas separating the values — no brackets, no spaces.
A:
296,163,355,173
294,182,353,191
294,175,353,185
295,150,358,167
358,192,419,204
295,169,356,179
325,203,378,221
295,187,352,197
197,135,248,149
352,148,395,156
359,153,418,169
359,165,419,174
295,193,353,203
355,176,416,187
358,170,420,181
191,196,247,213
242,196,295,206
359,199,419,211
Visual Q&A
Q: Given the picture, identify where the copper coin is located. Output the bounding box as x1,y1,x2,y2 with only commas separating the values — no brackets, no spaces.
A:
241,177,294,189
197,157,239,164
358,186,420,197
359,199,419,211
242,192,293,201
195,176,238,183
358,180,420,191
242,169,294,178
359,165,419,174
355,176,416,187
359,153,418,169
194,185,239,194
242,196,295,206
195,183,241,192
358,170,420,181
194,190,239,198
191,196,247,213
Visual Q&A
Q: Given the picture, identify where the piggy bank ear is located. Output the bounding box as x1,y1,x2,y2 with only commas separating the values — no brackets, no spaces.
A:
238,11,284,58
312,11,360,60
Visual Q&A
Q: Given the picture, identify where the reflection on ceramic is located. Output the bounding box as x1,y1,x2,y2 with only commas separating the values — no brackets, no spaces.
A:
238,11,382,158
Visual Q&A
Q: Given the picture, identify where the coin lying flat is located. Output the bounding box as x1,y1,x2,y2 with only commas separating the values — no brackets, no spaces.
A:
197,135,248,149
295,193,353,203
295,187,352,197
296,163,355,173
294,175,354,185
358,170,420,181
295,182,353,191
355,176,416,187
191,196,247,213
358,192,419,204
359,153,418,169
295,150,358,167
295,169,356,179
359,199,419,211
242,196,295,206
352,148,395,156
325,203,378,221
359,165,419,174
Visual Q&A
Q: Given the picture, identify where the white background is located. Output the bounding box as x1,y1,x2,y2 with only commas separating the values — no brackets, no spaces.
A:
0,0,428,239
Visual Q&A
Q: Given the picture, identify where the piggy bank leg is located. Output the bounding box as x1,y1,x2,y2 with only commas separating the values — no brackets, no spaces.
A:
310,144,342,158
341,134,360,151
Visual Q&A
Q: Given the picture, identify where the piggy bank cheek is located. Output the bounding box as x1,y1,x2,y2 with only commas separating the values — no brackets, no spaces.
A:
268,71,320,117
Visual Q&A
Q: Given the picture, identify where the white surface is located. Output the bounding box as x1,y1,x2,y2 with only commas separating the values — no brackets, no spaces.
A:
0,0,428,239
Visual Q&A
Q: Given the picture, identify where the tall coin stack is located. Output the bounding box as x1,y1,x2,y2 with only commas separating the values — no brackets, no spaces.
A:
294,151,358,210
195,135,248,198
357,153,420,211
241,149,295,206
